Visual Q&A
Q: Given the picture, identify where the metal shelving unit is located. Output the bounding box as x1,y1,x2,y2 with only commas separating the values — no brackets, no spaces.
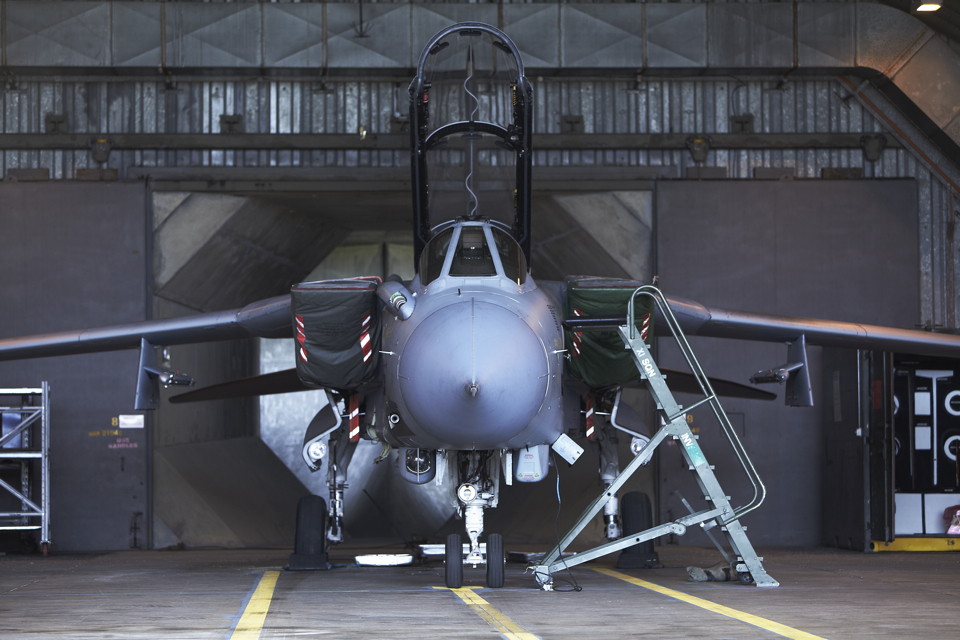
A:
0,383,50,555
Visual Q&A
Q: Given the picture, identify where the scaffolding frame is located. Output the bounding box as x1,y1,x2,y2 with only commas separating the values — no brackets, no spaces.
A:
0,383,50,554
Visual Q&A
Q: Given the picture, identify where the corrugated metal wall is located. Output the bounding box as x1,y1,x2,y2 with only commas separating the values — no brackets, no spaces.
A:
2,75,954,326
0,77,931,173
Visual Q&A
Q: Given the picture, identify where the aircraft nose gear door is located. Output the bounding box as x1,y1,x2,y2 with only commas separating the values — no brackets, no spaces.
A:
532,286,778,590
444,451,505,589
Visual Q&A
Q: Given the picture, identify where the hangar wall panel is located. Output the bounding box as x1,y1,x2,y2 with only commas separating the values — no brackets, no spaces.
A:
153,436,310,548
656,179,919,546
0,182,149,551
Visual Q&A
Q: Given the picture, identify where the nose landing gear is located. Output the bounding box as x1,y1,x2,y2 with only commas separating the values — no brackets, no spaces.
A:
443,451,506,588
442,528,506,589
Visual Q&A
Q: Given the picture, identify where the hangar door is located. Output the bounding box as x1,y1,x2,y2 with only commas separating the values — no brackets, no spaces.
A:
0,182,149,551
655,179,918,547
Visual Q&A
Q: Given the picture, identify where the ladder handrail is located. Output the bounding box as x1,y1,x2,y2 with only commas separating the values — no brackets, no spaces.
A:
627,285,767,518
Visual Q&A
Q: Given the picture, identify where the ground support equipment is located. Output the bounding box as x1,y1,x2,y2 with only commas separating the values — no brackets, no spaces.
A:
531,287,778,589
0,383,50,555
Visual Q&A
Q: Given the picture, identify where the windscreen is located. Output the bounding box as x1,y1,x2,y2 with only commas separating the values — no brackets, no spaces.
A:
419,224,527,285
449,226,497,277
419,29,521,229
491,227,527,285
419,227,454,286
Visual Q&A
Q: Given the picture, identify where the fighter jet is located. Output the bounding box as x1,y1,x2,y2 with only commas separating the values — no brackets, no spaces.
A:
3,23,960,590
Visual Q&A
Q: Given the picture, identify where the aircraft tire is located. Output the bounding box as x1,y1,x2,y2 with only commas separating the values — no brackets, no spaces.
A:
486,533,504,588
288,495,329,570
294,495,327,556
445,533,463,589
620,491,651,535
617,491,660,569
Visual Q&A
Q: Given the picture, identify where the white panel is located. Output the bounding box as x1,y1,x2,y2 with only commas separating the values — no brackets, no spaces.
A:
894,493,924,535
924,494,960,535
915,426,932,450
119,415,144,429
914,392,932,416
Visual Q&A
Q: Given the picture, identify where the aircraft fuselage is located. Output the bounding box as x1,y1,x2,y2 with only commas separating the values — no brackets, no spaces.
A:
377,220,564,451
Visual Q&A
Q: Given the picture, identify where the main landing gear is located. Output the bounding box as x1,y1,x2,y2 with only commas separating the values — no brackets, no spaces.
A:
443,451,505,589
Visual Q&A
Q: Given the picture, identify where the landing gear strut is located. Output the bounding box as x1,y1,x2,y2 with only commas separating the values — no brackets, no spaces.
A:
326,436,357,545
443,451,505,588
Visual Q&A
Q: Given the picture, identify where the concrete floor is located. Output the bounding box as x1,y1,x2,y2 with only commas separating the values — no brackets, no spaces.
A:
0,543,957,639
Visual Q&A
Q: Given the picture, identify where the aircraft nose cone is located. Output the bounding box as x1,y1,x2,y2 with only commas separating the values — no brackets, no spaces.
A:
398,299,549,449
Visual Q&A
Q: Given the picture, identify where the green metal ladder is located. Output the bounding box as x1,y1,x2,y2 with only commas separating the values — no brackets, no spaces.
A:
532,285,778,588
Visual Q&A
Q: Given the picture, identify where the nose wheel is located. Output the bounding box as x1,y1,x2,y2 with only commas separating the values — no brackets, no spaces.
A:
486,533,504,588
445,533,463,589
443,532,506,589
444,451,506,589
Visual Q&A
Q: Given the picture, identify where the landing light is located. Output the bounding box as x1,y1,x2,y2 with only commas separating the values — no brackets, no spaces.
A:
913,1,941,11
307,441,326,461
630,436,654,466
629,437,648,457
457,483,478,503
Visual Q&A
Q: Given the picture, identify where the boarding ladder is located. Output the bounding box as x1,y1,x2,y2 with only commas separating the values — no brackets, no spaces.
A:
532,286,778,588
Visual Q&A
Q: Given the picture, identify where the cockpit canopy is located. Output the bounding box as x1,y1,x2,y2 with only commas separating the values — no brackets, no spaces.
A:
419,29,520,230
410,23,533,270
419,223,528,287
424,130,517,230
418,29,520,140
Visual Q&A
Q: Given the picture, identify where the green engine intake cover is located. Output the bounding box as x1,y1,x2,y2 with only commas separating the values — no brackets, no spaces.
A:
563,276,655,388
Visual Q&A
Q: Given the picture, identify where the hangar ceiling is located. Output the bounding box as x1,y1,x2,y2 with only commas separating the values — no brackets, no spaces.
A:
3,1,960,165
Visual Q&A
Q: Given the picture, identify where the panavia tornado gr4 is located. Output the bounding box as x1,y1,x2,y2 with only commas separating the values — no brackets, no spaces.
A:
3,23,960,590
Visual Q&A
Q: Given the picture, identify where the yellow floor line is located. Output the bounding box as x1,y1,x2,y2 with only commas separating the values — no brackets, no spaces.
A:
871,537,960,552
594,568,826,640
232,570,280,640
435,586,539,640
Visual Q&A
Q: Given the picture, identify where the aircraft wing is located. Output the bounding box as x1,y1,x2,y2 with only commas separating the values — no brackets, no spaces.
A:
557,277,960,407
0,295,294,362
661,295,960,357
168,368,308,404
0,277,383,409
563,294,960,359
0,278,382,365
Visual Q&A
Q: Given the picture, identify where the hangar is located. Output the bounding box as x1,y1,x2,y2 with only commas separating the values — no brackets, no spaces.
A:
0,1,958,637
